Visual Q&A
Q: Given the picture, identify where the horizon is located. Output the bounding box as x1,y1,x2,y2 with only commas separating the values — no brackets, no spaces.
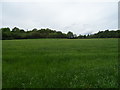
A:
1,26,119,35
0,0,118,35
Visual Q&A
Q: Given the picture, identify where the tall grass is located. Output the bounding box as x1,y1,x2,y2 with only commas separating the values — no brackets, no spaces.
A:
2,39,118,88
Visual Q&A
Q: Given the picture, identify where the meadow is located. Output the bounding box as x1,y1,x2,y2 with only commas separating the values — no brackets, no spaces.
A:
2,39,118,88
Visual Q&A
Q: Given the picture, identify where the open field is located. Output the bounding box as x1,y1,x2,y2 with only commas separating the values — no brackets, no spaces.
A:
2,39,118,88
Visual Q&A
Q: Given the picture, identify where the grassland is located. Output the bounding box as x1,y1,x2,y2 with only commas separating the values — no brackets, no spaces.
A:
2,39,118,88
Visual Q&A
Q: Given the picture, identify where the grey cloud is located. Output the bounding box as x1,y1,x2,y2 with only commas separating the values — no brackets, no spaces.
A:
2,1,118,35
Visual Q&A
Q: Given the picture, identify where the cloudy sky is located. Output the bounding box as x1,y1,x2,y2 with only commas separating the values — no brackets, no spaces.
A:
0,0,119,35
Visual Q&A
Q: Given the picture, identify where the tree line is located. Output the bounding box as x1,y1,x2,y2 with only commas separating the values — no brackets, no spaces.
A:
0,27,120,40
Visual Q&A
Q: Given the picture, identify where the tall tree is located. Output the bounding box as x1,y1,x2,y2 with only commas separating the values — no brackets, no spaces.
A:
67,31,74,39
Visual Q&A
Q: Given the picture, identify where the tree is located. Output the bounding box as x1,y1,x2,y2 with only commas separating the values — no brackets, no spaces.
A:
67,31,74,39
1,27,120,40
12,27,20,32
1,27,10,32
32,28,37,32
1,27,13,40
20,29,25,33
73,34,78,39
78,34,84,38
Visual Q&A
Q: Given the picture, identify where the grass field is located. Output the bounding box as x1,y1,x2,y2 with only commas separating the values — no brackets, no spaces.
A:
2,39,118,88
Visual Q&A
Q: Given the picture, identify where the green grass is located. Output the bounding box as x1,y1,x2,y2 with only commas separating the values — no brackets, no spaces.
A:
2,39,118,88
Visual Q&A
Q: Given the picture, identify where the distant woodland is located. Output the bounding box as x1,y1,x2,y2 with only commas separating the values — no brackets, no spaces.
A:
1,27,120,40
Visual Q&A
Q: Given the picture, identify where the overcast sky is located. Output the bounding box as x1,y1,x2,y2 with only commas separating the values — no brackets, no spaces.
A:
0,0,119,35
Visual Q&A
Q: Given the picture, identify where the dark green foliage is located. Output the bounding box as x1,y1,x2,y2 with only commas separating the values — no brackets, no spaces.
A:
12,27,20,32
86,30,120,38
1,27,120,40
67,31,74,39
1,27,13,40
1,27,69,39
